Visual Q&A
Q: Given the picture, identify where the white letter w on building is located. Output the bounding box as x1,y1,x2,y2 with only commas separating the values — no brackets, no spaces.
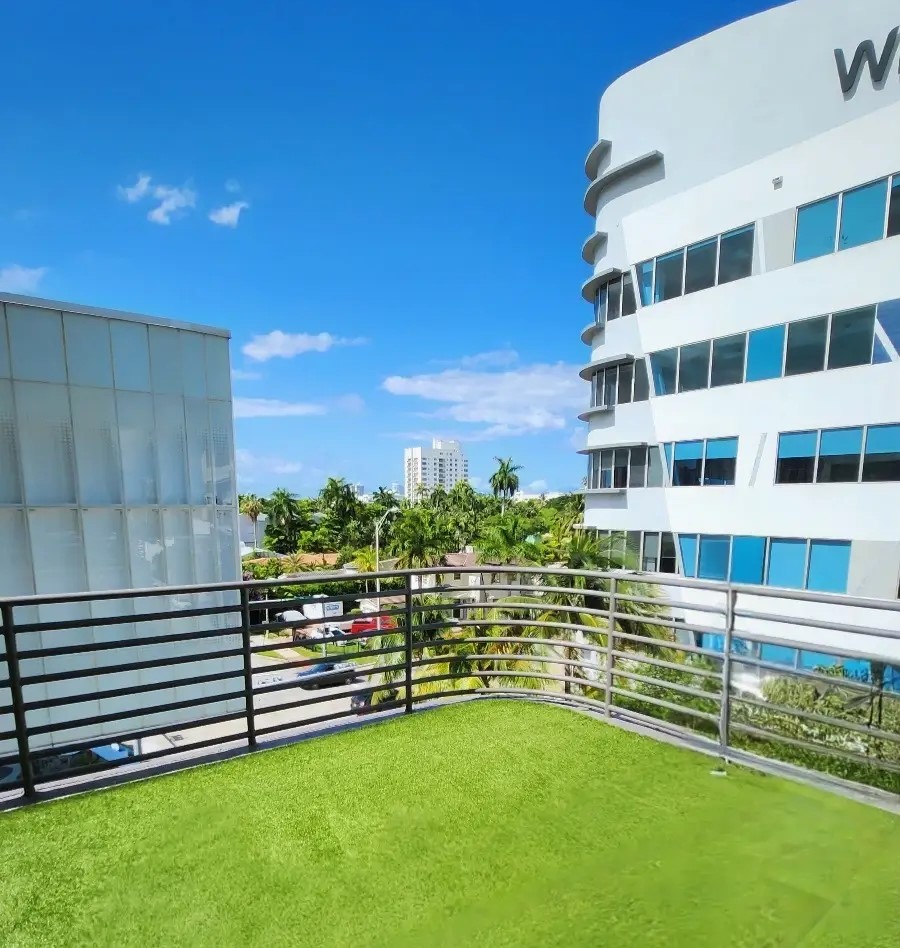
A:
834,27,899,95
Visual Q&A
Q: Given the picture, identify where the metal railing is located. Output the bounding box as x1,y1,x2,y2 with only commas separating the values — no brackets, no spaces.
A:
1,566,899,801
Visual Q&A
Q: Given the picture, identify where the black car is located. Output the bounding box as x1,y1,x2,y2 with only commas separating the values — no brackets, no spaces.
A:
296,661,358,690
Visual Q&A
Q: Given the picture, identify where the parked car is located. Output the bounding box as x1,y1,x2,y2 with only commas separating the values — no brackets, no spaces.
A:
296,661,359,689
349,616,397,637
351,688,399,714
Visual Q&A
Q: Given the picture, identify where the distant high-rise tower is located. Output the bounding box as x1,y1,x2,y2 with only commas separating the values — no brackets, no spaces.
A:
404,439,468,499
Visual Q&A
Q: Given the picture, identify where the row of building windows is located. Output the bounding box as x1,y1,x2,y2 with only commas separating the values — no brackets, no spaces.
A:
648,299,900,398
776,423,900,485
662,438,738,486
589,360,650,408
591,530,851,593
795,173,900,263
587,445,664,490
637,224,755,306
594,272,637,324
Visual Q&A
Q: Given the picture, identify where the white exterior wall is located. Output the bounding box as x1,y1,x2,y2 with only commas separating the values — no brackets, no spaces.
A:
580,0,900,661
0,294,242,754
404,439,469,498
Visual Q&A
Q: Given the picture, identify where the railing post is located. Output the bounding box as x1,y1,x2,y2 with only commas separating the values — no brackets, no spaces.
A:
404,578,414,714
604,578,616,718
2,602,35,797
240,587,257,748
718,586,736,758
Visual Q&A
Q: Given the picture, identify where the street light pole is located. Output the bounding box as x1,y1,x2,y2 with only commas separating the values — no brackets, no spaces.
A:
374,507,400,632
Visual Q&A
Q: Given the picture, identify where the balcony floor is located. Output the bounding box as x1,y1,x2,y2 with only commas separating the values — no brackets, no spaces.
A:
1,700,898,947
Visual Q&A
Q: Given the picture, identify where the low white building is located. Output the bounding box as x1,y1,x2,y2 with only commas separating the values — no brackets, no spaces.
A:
404,439,468,498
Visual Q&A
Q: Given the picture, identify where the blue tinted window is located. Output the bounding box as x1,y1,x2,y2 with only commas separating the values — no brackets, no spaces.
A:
677,340,710,392
795,196,838,262
595,284,607,324
766,538,808,589
862,423,900,482
654,249,684,302
678,534,698,577
718,225,754,284
799,652,839,670
817,427,862,483
776,430,817,484
745,325,785,381
874,299,900,365
784,316,827,376
827,306,875,369
663,442,673,479
888,177,900,237
806,540,851,593
704,437,738,485
650,348,678,395
760,644,798,666
673,440,703,486
698,535,730,581
636,261,653,306
839,179,888,251
730,536,766,584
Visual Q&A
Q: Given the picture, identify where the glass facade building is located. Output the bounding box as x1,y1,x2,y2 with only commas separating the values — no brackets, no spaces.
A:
0,294,240,753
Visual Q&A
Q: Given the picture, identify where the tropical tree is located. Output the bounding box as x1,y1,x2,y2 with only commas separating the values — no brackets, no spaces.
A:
371,486,397,508
239,493,265,548
446,481,481,549
489,457,523,515
264,488,306,554
389,506,453,569
476,516,538,566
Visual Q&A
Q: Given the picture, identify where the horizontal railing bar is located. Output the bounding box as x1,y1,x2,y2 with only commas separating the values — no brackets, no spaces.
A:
27,710,250,761
730,721,900,774
254,681,404,719
734,608,900,643
16,624,243,660
20,645,245,687
610,650,721,680
610,629,724,659
731,627,900,664
731,694,900,744
249,627,403,654
611,667,722,702
25,666,244,709
253,587,406,614
409,667,602,693
604,701,720,743
13,604,239,635
412,634,607,656
253,702,401,738
609,611,720,640
27,688,248,736
250,645,407,675
609,686,719,722
409,652,599,675
731,655,899,696
251,663,406,700
613,590,725,615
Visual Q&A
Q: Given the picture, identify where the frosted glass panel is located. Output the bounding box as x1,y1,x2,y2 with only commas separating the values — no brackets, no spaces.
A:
0,380,22,503
71,387,122,504
155,395,188,504
0,305,9,377
117,391,157,504
7,305,66,383
185,397,213,504
127,509,166,587
110,321,151,392
0,509,33,597
210,400,235,506
83,509,130,590
16,382,76,504
216,508,238,582
63,313,113,388
163,509,195,585
181,333,207,397
205,336,231,399
149,326,183,394
191,509,218,584
28,509,87,593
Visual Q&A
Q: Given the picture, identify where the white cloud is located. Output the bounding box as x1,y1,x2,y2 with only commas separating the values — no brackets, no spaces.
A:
148,184,196,224
225,178,241,193
458,349,518,369
118,174,152,203
231,368,262,381
383,361,583,440
236,448,304,476
242,330,367,363
209,200,249,228
233,397,327,418
0,264,48,293
527,479,548,491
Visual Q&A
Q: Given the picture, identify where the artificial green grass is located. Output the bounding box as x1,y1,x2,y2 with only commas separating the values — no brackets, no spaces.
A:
1,701,898,947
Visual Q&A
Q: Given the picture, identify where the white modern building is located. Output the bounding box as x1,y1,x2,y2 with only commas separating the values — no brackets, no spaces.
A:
579,0,900,670
404,439,469,498
0,293,241,754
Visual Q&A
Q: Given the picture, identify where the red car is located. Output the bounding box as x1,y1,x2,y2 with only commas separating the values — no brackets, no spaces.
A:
349,616,397,637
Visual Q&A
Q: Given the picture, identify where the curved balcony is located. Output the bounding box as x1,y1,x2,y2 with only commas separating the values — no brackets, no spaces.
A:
583,137,611,180
581,265,620,303
583,149,664,217
581,230,608,264
577,402,611,422
2,567,898,942
580,321,602,345
579,352,634,381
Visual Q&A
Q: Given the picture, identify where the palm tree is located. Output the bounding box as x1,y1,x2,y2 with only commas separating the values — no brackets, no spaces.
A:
476,516,538,566
351,546,378,592
389,506,452,569
489,457,523,515
371,486,396,507
239,494,265,548
264,488,305,553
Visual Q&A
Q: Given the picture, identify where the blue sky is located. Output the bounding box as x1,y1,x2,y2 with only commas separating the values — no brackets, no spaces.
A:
0,0,775,496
